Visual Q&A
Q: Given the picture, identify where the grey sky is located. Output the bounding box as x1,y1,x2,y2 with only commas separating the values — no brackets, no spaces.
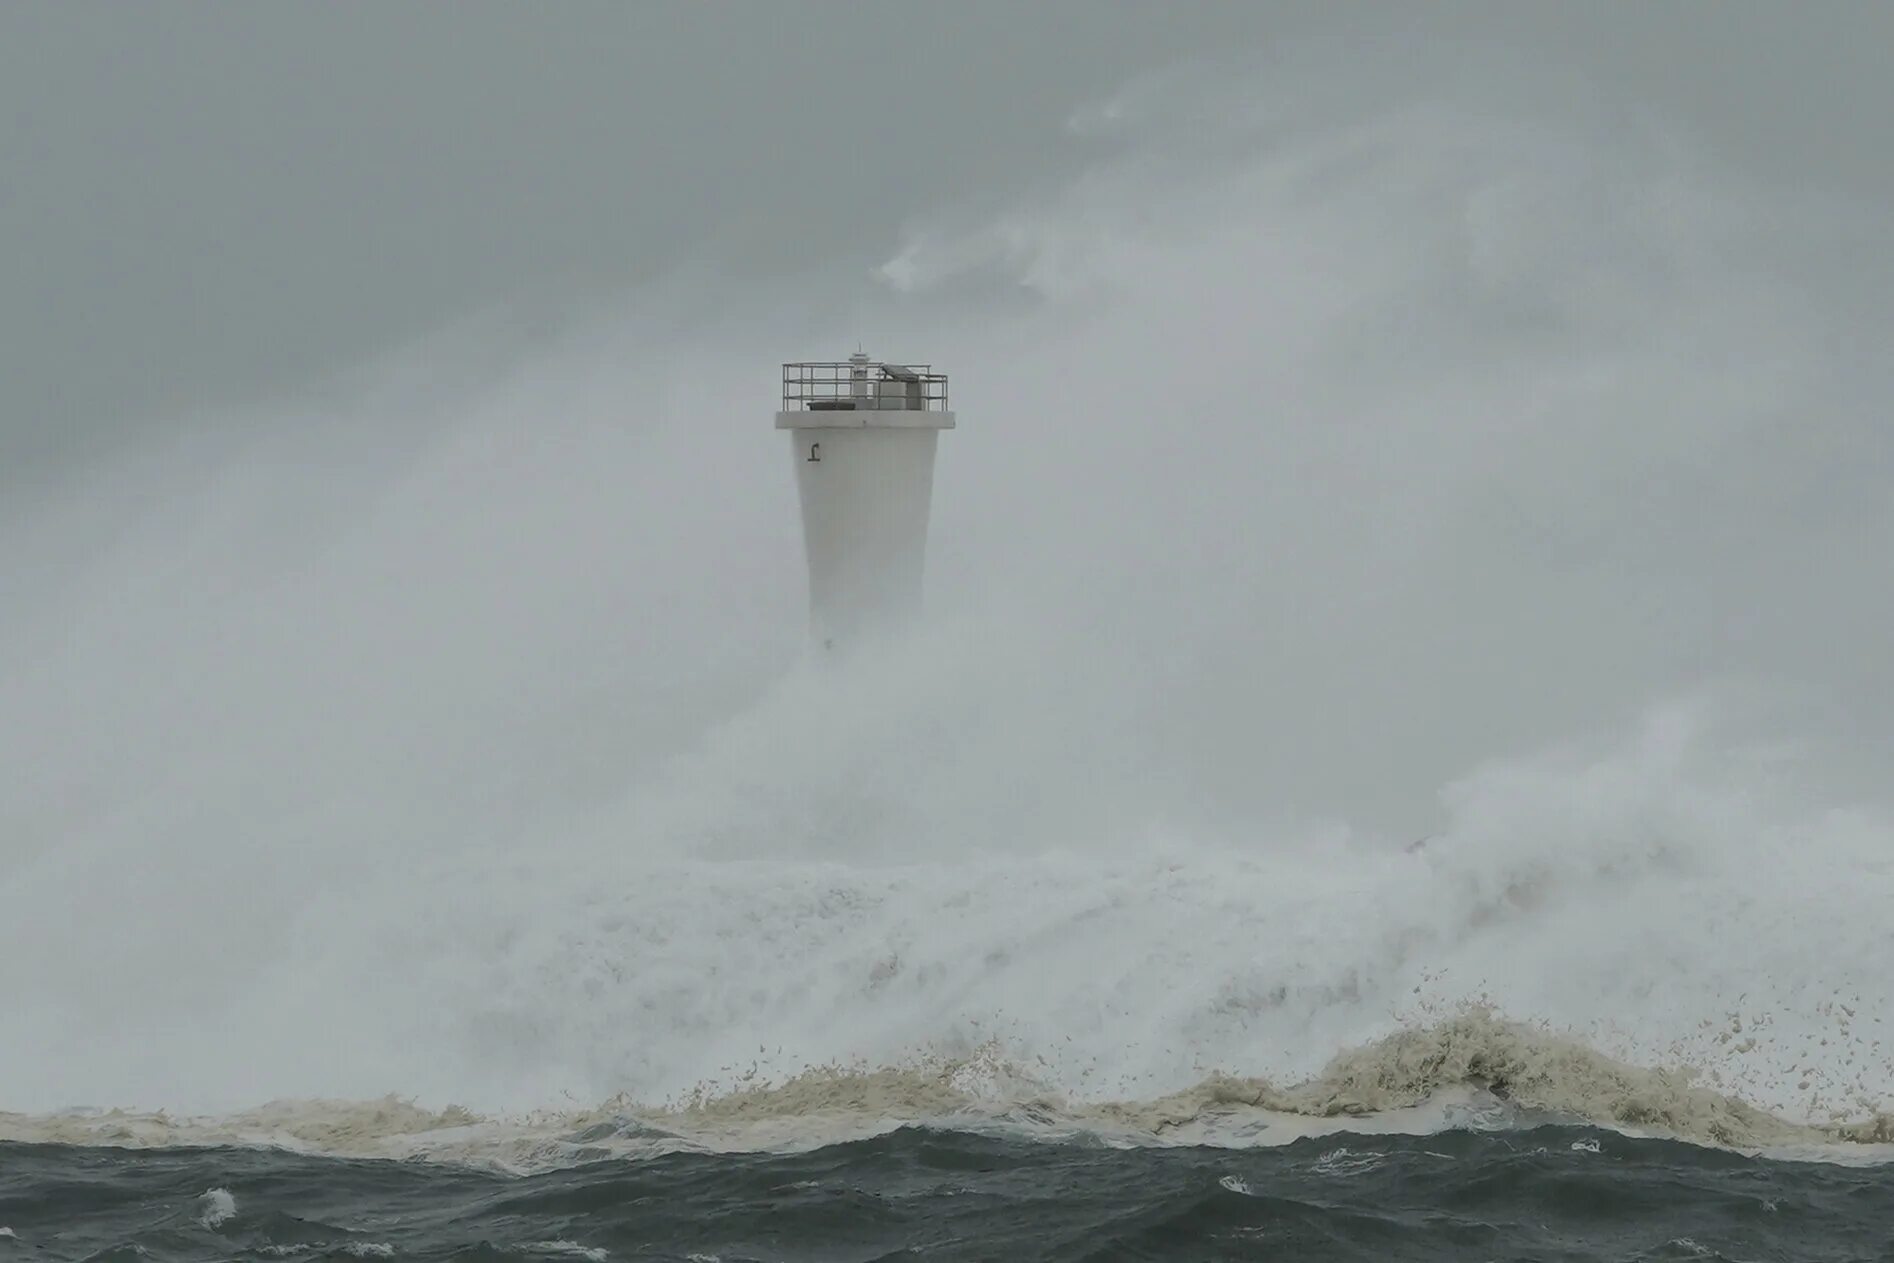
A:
7,2,1893,482
0,1,1282,477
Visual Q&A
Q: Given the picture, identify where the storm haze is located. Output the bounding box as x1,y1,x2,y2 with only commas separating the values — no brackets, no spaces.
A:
2,3,1891,1117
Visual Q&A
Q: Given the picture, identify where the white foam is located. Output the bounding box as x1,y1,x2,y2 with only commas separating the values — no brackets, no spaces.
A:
258,1243,392,1259
1311,1147,1387,1177
196,1187,237,1228
0,720,1890,1165
527,1244,607,1262
2,1009,1887,1169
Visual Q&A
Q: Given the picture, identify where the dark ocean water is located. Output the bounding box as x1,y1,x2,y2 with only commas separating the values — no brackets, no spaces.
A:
2,1126,1890,1263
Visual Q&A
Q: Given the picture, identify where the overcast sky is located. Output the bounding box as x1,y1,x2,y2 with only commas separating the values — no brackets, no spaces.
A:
6,2,1892,481
0,1,1273,477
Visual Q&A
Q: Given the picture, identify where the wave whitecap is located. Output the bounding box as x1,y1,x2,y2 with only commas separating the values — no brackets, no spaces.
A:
7,1011,1889,1172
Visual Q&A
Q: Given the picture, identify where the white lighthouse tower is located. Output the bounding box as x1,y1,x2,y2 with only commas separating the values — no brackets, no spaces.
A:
777,353,954,650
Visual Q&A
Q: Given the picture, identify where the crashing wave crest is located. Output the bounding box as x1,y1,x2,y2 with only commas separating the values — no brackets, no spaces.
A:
7,1010,1888,1172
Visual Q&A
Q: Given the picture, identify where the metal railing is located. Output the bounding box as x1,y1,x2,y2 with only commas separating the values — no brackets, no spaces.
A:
781,361,949,412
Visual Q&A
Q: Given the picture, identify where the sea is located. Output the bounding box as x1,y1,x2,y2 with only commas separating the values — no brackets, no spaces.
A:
4,1123,1893,1261
5,995,1893,1260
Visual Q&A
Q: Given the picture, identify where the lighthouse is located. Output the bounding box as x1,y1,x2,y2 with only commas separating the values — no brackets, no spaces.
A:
777,353,954,650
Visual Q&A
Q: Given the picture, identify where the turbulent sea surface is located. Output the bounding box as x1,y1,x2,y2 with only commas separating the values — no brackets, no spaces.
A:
4,1127,1894,1262
5,1011,1893,1260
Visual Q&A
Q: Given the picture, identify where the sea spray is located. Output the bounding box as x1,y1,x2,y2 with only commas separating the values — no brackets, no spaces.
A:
6,1010,1890,1171
4,48,1892,1149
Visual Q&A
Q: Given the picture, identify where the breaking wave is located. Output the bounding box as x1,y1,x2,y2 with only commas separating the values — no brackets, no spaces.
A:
5,702,1893,1167
4,46,1892,1175
6,1010,1891,1172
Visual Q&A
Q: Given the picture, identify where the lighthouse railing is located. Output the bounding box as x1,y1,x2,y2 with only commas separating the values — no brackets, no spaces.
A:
781,362,950,412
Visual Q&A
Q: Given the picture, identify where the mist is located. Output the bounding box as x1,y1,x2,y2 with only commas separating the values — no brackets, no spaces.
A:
3,6,1891,1119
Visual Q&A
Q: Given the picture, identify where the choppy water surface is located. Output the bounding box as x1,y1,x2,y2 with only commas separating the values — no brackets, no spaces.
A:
5,1127,1893,1263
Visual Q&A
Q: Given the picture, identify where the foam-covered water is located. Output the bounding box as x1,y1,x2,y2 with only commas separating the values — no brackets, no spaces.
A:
3,51,1891,1169
5,672,1891,1162
9,1008,1889,1174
